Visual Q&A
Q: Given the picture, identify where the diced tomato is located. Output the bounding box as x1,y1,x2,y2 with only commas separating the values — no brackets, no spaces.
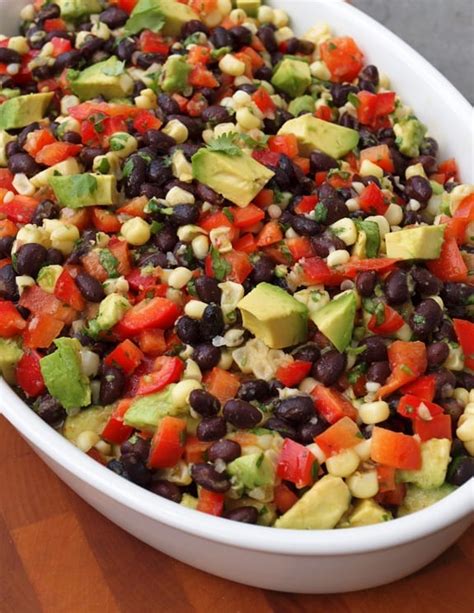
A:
43,18,67,32
377,341,427,399
204,367,240,404
104,339,143,375
252,149,281,167
24,129,56,157
294,195,318,215
117,0,138,13
293,156,311,175
200,210,236,240
0,195,39,224
268,134,299,159
320,37,364,83
311,385,358,425
136,356,184,396
23,314,64,349
414,414,452,441
302,257,347,286
91,207,121,234
400,375,436,402
187,92,208,117
277,438,316,489
376,465,396,493
360,144,394,174
0,219,17,238
397,394,443,421
20,286,75,323
49,36,72,57
343,257,399,277
196,489,225,516
328,172,353,190
117,196,147,218
138,328,166,356
375,92,396,116
0,169,14,191
357,91,395,127
189,64,219,88
315,171,328,187
148,416,187,469
437,158,458,180
233,233,258,254
452,319,474,370
441,214,470,244
139,30,169,54
315,416,362,457
286,236,314,261
370,427,421,470
0,301,26,337
253,189,274,208
256,221,283,247
80,119,101,146
239,46,265,71
251,87,277,116
70,102,141,121
276,360,312,387
82,251,108,282
115,297,181,337
54,268,85,311
126,268,158,293
101,399,134,445
184,435,211,464
274,483,299,514
427,236,468,282
16,351,45,397
315,105,333,121
132,110,162,133
108,238,131,276
359,182,388,215
376,482,406,506
187,45,212,65
453,193,474,221
223,250,253,283
230,204,264,229
368,303,405,335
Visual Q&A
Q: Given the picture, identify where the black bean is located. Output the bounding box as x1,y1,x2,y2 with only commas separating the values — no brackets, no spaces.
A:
403,210,423,225
210,26,233,49
298,418,327,444
62,130,82,145
339,113,359,129
440,399,463,423
361,336,388,364
319,197,349,225
275,395,315,424
442,282,473,306
199,304,225,340
254,65,273,81
292,344,320,364
145,158,171,186
195,182,223,205
201,105,232,126
311,231,346,258
31,199,59,226
456,371,474,391
208,439,241,463
107,459,130,479
76,271,105,303
181,19,210,38
377,127,396,145
176,315,202,345
15,243,48,277
116,37,136,62
32,64,54,80
257,25,278,53
35,394,65,427
223,399,262,429
367,361,391,384
411,155,437,175
136,52,166,69
229,26,252,50
80,146,105,169
432,368,456,401
411,267,442,297
99,6,128,28
79,35,104,60
6,141,22,158
8,152,41,177
310,150,339,173
120,436,150,462
149,479,182,502
405,175,432,203
359,175,381,188
195,276,222,304
124,155,147,198
0,236,14,258
139,183,163,199
54,49,83,72
0,264,18,301
154,226,178,253
169,203,199,226
137,250,168,268
420,137,438,158
191,463,230,493
238,379,270,402
447,456,474,487
291,215,321,236
193,343,221,371
37,2,60,20
99,366,125,405
360,64,379,85
157,93,180,115
189,389,220,417
173,241,196,268
384,269,409,305
355,270,377,297
167,115,203,140
225,506,259,524
410,299,443,338
359,127,378,149
266,417,298,440
0,48,21,64
121,453,152,487
197,416,227,441
358,79,376,93
252,255,275,284
236,83,258,95
427,342,449,368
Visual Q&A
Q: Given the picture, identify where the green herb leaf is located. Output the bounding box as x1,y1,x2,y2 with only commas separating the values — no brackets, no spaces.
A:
347,363,367,384
150,220,164,234
210,247,231,281
240,133,270,150
99,249,119,279
211,46,231,60
206,133,242,157
223,207,234,222
400,364,414,376
348,92,360,108
314,202,328,223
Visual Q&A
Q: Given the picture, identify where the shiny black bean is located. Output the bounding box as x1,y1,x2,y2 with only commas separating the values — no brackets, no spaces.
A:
176,315,202,345
62,130,82,145
8,153,41,177
168,204,199,226
137,251,168,268
193,343,221,371
0,236,14,258
405,175,432,203
403,210,423,225
291,215,321,236
32,64,54,80
319,198,349,225
195,276,222,304
146,158,172,185
154,226,178,253
201,105,231,126
310,150,339,173
136,52,166,69
390,145,409,176
361,336,388,364
339,113,359,129
99,6,128,28
200,304,225,340
313,351,347,385
275,396,315,424
225,506,259,524
6,141,22,158
121,453,151,487
266,417,298,440
456,371,474,391
447,456,474,487
238,379,270,402
411,155,437,175
236,83,258,95
441,399,463,423
144,129,176,153
76,272,105,303
254,65,273,81
355,270,377,297
15,243,47,277
420,137,438,158
181,19,210,38
411,267,442,297
384,269,409,305
229,25,252,50
298,418,327,444
195,182,223,205
79,35,104,60
45,248,63,266
252,255,275,284
107,459,129,479
80,146,105,169
377,127,396,145
157,93,180,115
189,389,221,417
293,344,320,364
367,361,391,384
116,37,136,62
0,48,21,64
124,155,147,198
410,299,443,338
311,231,346,258
37,2,60,20
442,282,473,306
150,479,182,502
432,368,456,401
223,399,262,429
35,394,66,427
99,366,125,405
359,175,381,188
139,183,163,200
208,439,241,463
298,39,315,55
358,79,376,93
197,416,227,441
191,463,230,493
31,199,59,226
54,50,83,72
360,64,379,85
359,127,378,149
257,25,278,53
120,436,150,462
210,26,233,49
427,342,449,368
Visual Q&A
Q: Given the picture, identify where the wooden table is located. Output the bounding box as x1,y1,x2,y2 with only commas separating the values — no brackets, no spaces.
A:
1,416,472,613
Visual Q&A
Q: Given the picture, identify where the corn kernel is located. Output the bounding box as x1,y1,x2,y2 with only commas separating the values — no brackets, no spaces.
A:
346,470,379,499
191,234,209,259
172,379,202,409
218,350,234,370
120,217,150,246
76,431,100,452
183,359,202,382
236,107,262,130
456,416,474,442
326,448,360,478
219,54,246,77
162,119,189,144
327,249,350,268
359,401,390,425
454,388,470,407
184,300,207,320
330,218,357,246
166,186,195,206
272,8,289,28
168,267,193,289
258,5,274,23
384,203,404,226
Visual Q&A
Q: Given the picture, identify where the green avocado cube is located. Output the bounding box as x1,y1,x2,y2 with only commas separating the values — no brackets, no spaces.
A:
398,483,456,517
125,0,198,37
0,338,23,385
70,56,133,101
49,174,119,208
57,0,102,20
124,385,178,432
398,439,451,490
161,55,192,94
347,499,392,527
355,220,380,259
385,225,445,260
278,115,359,159
0,93,54,131
40,338,91,412
63,405,114,443
236,0,261,16
311,290,356,353
192,149,274,207
288,95,316,117
237,282,308,349
227,452,275,490
271,58,311,98
394,117,426,158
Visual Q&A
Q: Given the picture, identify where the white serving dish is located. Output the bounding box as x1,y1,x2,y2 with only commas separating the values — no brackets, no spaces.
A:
1,0,473,594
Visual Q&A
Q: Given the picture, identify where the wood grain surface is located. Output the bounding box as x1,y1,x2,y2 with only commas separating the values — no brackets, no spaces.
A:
0,415,472,613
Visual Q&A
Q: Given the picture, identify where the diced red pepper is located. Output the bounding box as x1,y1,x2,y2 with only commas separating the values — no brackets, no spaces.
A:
414,414,452,441
204,367,240,404
0,195,39,224
377,341,427,399
294,195,318,215
274,483,299,514
133,110,163,134
104,339,143,375
20,285,75,323
320,37,364,83
187,93,208,117
184,436,211,464
91,207,122,233
277,438,316,489
222,250,253,283
189,64,219,88
0,169,14,191
315,416,362,457
360,144,394,174
453,193,474,221
359,182,388,215
276,360,312,387
400,375,436,402
251,87,276,116
49,36,72,57
233,233,258,254
302,257,347,286
453,319,474,370
70,102,141,121
286,236,314,261
16,350,45,397
376,464,396,493
139,30,170,54
136,356,184,396
138,329,166,356
230,204,264,228
196,489,225,516
427,237,468,282
253,189,274,208
437,158,458,180
24,129,56,157
0,301,26,337
397,394,443,420
126,268,159,292
343,257,399,277
376,482,406,506
368,303,405,335
187,45,212,65
311,385,358,425
54,269,85,311
101,399,134,445
252,149,281,167
148,416,187,469
23,314,64,349
117,0,138,13
370,427,421,470
115,297,181,337
268,134,299,159
315,105,332,121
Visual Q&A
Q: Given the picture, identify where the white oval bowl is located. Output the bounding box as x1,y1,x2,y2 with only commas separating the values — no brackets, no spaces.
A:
1,0,473,594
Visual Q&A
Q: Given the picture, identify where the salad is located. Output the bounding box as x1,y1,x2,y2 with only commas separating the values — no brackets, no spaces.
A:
0,0,473,530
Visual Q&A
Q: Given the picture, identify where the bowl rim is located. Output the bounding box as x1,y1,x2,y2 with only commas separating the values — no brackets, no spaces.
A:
1,0,473,557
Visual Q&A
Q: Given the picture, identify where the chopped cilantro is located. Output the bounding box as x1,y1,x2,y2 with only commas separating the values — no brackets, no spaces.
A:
206,133,242,157
347,363,368,384
346,344,367,356
348,92,360,108
400,364,414,376
328,42,337,51
150,220,164,234
96,157,110,174
186,279,197,297
222,207,234,222
210,247,231,281
413,314,426,325
240,133,270,150
71,174,98,198
311,461,320,480
99,249,119,279
125,1,165,35
211,46,232,60
122,158,134,179
314,202,328,223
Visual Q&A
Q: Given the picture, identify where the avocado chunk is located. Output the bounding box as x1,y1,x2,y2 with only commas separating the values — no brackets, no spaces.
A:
355,220,380,258
70,56,133,101
347,499,392,527
394,117,426,158
237,282,308,349
236,0,261,17
227,452,275,490
124,385,179,431
89,293,131,335
0,338,23,385
275,475,351,529
31,157,81,189
57,0,102,20
385,225,445,260
278,116,359,159
49,174,119,207
181,493,199,509
192,149,274,207
271,58,312,98
311,290,356,353
0,92,54,130
288,95,316,117
40,338,91,413
398,438,451,490
398,483,456,517
125,0,198,37
63,405,113,443
161,55,191,94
